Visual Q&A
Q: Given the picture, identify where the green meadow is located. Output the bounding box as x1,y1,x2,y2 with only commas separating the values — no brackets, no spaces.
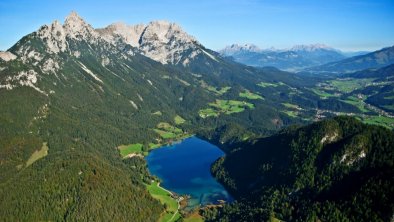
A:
118,143,143,158
26,142,49,167
328,78,375,93
257,81,285,88
147,181,180,222
239,90,264,100
340,96,369,113
362,116,394,129
174,115,186,125
199,99,254,118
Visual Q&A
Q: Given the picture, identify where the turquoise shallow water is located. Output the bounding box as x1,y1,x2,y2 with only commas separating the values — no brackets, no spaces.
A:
146,136,232,208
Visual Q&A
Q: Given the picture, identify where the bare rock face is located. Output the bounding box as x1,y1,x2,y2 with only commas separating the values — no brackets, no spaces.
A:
0,51,17,61
37,20,67,54
139,21,199,64
63,11,98,41
97,22,145,47
33,11,102,55
13,12,218,66
98,20,208,65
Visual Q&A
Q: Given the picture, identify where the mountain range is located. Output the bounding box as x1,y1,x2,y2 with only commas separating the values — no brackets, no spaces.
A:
0,11,393,221
219,43,358,71
220,43,394,75
305,45,394,74
0,11,312,220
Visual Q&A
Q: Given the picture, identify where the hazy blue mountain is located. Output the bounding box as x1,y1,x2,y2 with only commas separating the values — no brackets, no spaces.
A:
306,45,394,74
344,63,394,80
219,43,346,71
342,51,370,57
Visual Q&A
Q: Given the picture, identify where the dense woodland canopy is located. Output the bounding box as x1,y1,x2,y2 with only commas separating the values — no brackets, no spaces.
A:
206,116,394,222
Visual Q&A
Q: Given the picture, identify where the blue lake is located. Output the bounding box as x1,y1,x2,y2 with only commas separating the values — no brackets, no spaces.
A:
146,136,232,208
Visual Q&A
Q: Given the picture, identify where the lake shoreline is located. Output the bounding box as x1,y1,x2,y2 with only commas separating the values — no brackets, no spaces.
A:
146,136,233,210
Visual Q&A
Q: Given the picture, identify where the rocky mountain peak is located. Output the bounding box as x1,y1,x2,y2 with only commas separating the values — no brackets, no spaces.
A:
220,43,261,56
138,20,200,64
11,12,216,66
290,44,334,52
28,12,102,55
142,20,196,44
32,19,67,54
98,19,203,65
63,11,97,40
64,11,85,27
97,22,145,47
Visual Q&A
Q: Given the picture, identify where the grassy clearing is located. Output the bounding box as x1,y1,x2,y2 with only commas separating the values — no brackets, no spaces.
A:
154,122,191,141
270,217,283,222
26,142,49,167
174,115,186,125
328,78,375,93
147,181,180,222
149,143,162,149
340,96,369,113
200,80,231,96
281,102,302,118
118,141,167,158
199,99,254,118
282,103,301,110
311,88,337,99
207,86,231,95
154,129,177,139
176,77,191,86
282,110,298,118
239,90,264,100
199,108,220,118
257,81,285,88
119,123,192,158
152,111,163,116
362,116,394,129
118,143,143,158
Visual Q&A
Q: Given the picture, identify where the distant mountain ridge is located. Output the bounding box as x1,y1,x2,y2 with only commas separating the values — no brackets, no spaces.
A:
306,45,394,74
219,43,263,55
344,63,394,80
219,43,350,71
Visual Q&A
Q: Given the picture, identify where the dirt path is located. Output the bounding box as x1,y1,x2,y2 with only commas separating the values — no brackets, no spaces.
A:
157,182,181,222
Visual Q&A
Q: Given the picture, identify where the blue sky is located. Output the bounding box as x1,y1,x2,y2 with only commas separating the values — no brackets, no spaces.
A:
0,0,393,51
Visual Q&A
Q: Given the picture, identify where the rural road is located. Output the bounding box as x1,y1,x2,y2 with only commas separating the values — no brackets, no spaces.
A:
158,182,181,222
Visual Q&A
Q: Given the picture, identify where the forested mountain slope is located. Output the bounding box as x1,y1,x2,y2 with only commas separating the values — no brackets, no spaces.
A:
209,116,394,221
345,63,394,80
0,12,319,220
305,46,394,74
